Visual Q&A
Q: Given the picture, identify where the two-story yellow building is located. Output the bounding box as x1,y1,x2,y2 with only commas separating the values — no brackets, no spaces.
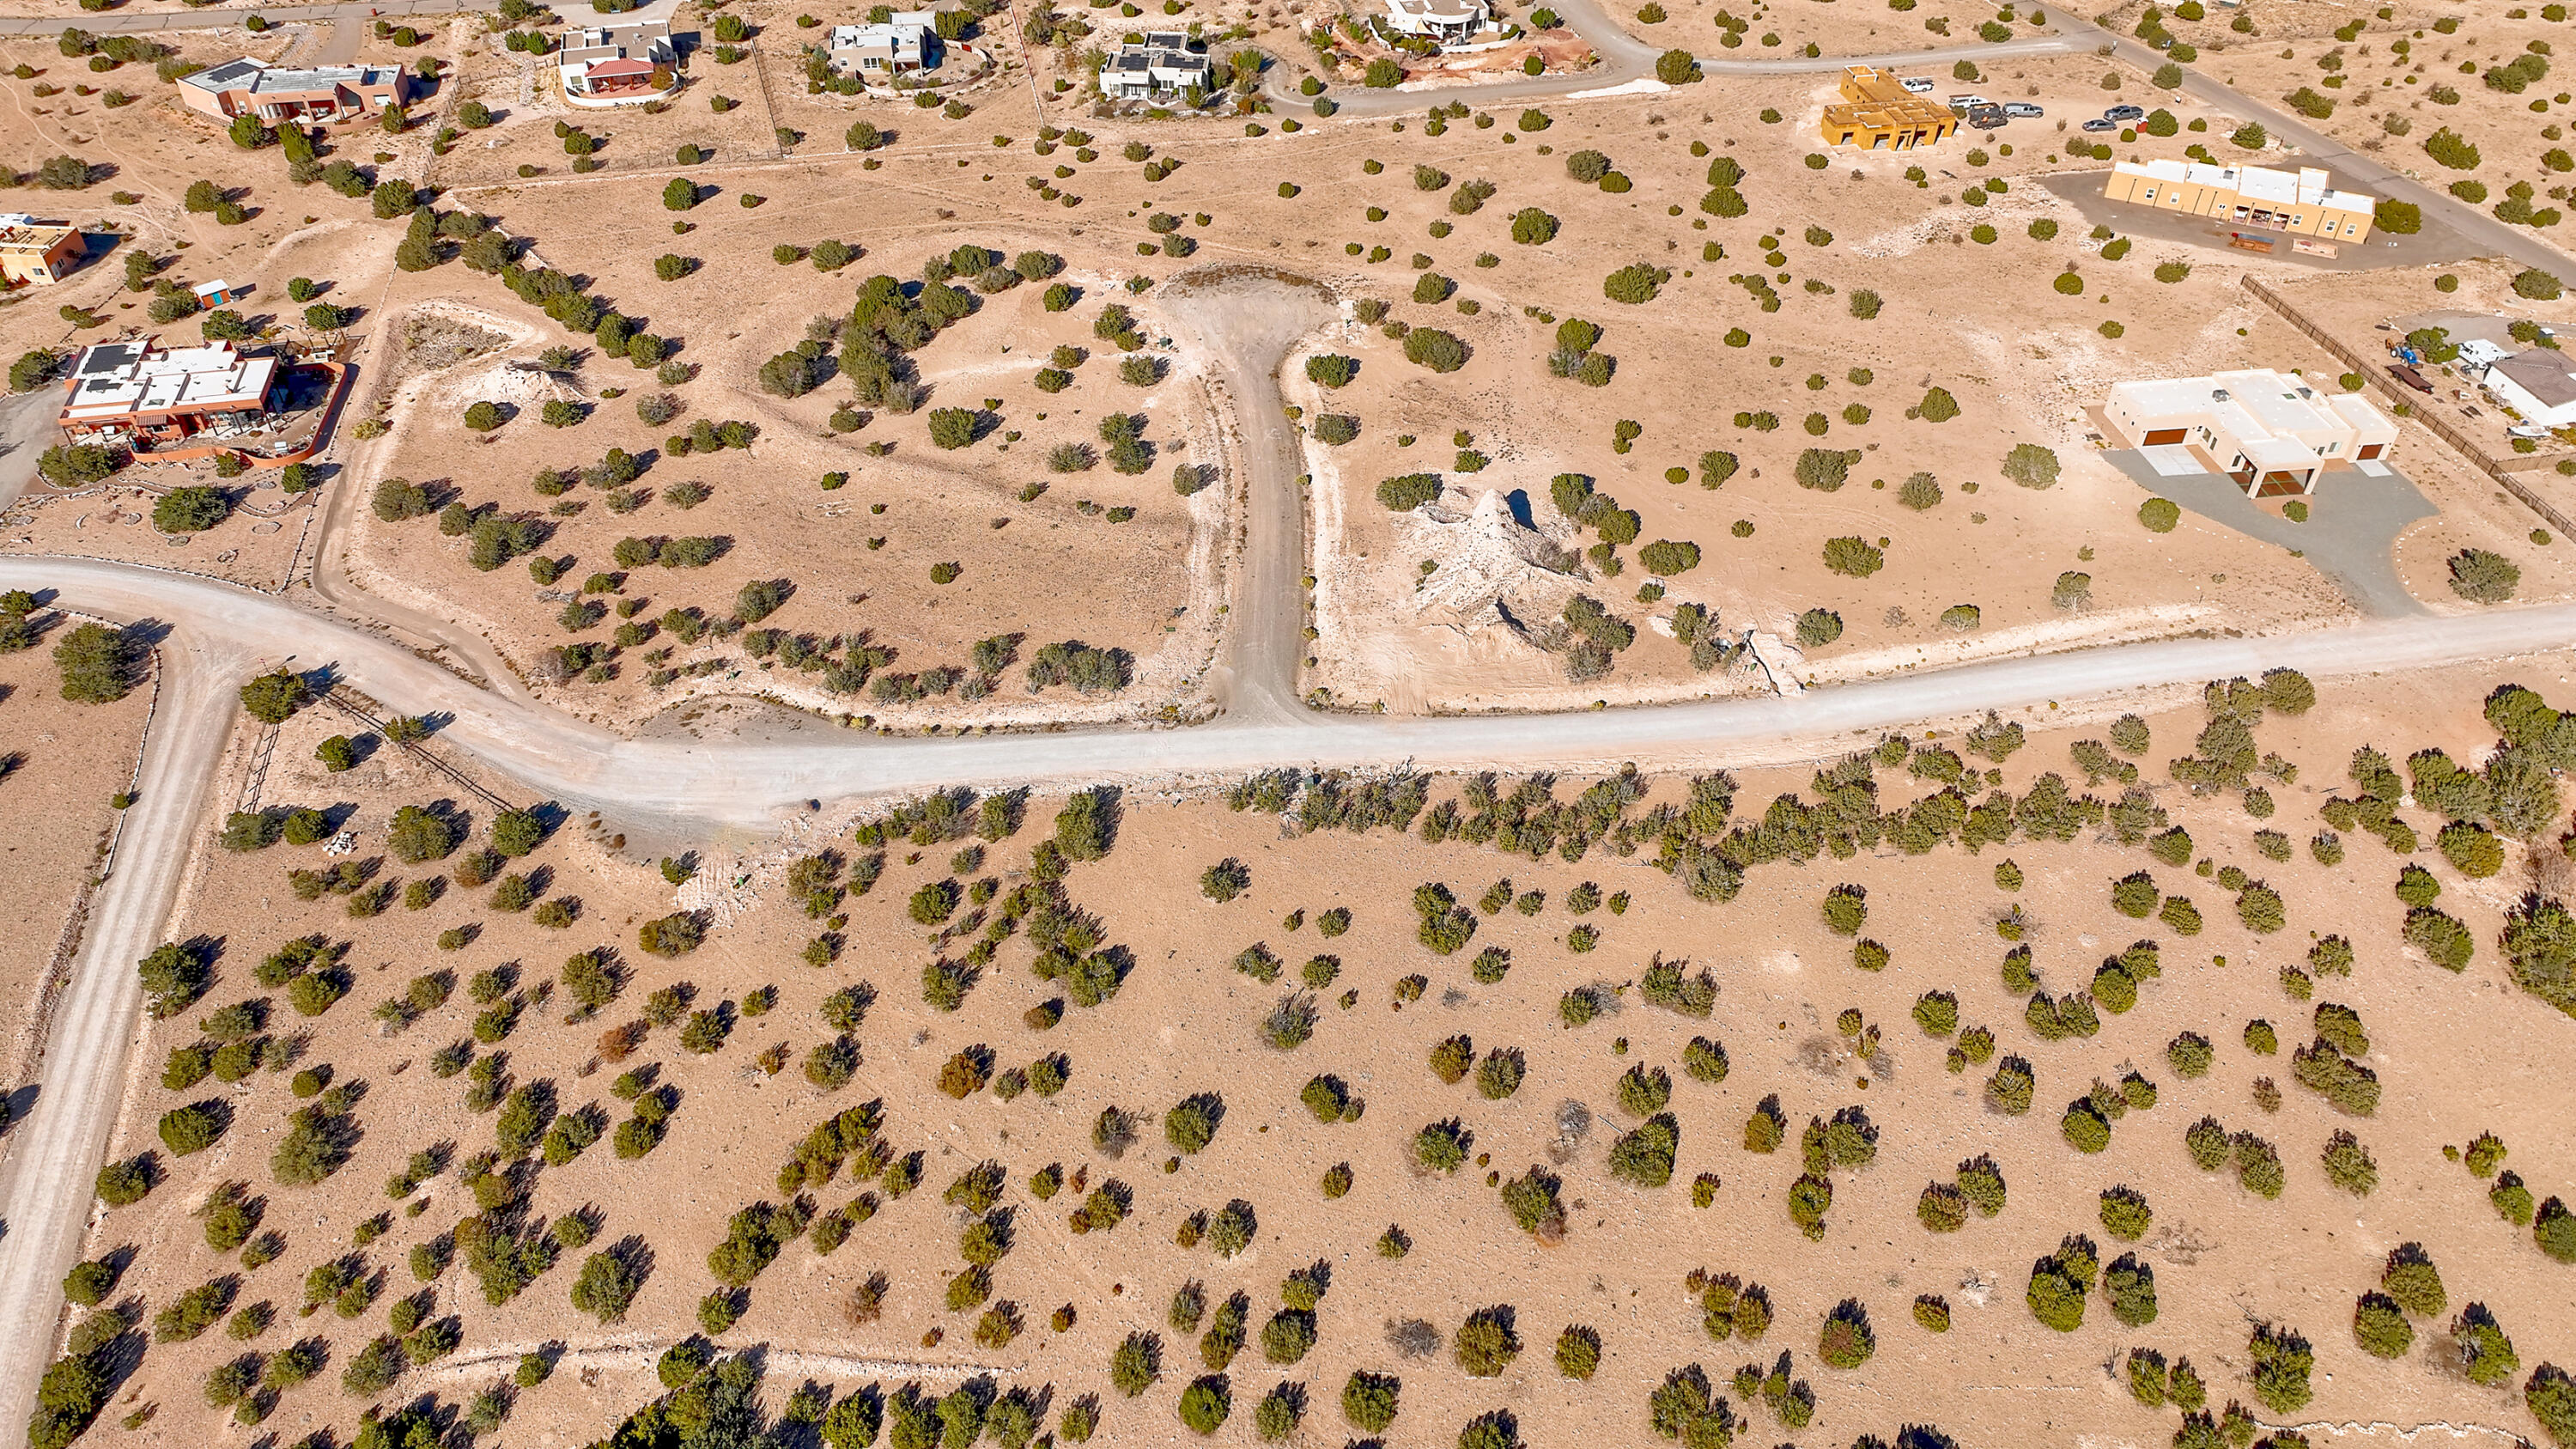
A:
0,215,85,288
1819,66,1958,151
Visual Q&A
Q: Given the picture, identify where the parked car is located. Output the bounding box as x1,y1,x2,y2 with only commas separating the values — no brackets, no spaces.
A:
1901,75,1936,93
1968,106,2008,129
2081,117,2119,131
1947,94,1994,112
2003,101,2044,117
2104,104,2146,121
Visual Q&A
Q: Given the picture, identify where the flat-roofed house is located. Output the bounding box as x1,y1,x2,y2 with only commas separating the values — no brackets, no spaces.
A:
0,215,84,287
176,57,416,123
1101,33,1209,99
1820,65,1958,150
2105,368,2397,496
560,20,677,101
56,339,283,449
2102,158,2377,243
828,16,938,75
1383,0,1488,44
2483,350,2576,429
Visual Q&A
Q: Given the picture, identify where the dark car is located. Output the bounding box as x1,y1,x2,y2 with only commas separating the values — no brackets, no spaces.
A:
2104,104,2146,121
1968,105,2008,129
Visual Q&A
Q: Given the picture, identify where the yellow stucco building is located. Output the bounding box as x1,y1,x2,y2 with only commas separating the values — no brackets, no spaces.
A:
2103,159,2378,243
1820,66,1957,151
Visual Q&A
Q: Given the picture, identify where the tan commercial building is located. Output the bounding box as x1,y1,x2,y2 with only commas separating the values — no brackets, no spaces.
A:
2105,368,2396,497
1820,66,1957,151
2103,159,2377,244
0,215,84,287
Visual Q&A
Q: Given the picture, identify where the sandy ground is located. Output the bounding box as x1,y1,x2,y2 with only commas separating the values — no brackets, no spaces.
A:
0,625,151,1081
2270,255,2576,463
63,649,2576,1449
10,35,2573,730
1608,0,2062,58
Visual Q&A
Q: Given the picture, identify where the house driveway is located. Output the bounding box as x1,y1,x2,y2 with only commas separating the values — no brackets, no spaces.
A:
2106,448,2437,617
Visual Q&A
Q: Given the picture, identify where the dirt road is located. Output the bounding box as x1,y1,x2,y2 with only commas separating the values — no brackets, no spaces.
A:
0,634,246,1440
10,552,2576,827
1164,269,1340,726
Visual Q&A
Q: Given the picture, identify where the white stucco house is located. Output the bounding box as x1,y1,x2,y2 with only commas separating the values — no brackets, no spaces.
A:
2105,368,2397,496
829,14,940,76
1383,0,1488,42
1101,33,1209,100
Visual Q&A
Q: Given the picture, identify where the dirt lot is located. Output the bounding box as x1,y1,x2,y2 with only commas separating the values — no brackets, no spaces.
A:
1608,0,2062,59
6,16,2573,733
0,624,150,1082
68,653,2576,1449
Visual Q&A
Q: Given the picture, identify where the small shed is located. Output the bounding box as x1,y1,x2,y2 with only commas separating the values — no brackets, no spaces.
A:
193,279,244,307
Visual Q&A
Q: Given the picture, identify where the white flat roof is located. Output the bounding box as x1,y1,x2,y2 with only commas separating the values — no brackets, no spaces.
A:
2111,156,2376,209
60,341,275,420
2326,393,2395,433
2239,435,2319,468
2111,368,2367,457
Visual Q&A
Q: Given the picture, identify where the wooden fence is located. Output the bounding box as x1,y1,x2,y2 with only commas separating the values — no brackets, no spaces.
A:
2239,274,2576,539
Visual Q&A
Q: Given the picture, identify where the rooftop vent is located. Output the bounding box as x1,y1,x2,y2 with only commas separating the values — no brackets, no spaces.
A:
2211,387,2231,401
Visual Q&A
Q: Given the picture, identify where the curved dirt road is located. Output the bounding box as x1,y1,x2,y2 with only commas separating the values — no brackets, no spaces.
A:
11,552,2576,827
0,9,2569,1434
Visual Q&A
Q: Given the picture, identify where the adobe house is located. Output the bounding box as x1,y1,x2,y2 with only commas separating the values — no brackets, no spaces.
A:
57,339,283,449
2106,368,2395,497
177,58,416,124
0,215,85,288
1820,66,1957,151
560,20,678,103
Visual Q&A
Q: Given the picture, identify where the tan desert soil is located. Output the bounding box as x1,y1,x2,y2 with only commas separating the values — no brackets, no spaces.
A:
0,630,151,1081
75,653,2576,1449
11,36,2574,729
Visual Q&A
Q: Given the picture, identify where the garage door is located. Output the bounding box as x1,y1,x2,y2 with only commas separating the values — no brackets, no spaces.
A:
2141,428,2188,445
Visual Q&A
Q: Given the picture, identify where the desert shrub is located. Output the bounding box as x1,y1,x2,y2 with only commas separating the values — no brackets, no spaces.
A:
2100,1186,2152,1241
1818,1300,1874,1367
2026,1235,2097,1331
1454,1307,1520,1376
2457,1306,2518,1386
2249,1324,2314,1413
2449,550,2520,603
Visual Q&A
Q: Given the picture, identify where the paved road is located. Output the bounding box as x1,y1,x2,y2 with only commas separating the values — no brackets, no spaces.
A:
0,634,246,1441
0,392,59,514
